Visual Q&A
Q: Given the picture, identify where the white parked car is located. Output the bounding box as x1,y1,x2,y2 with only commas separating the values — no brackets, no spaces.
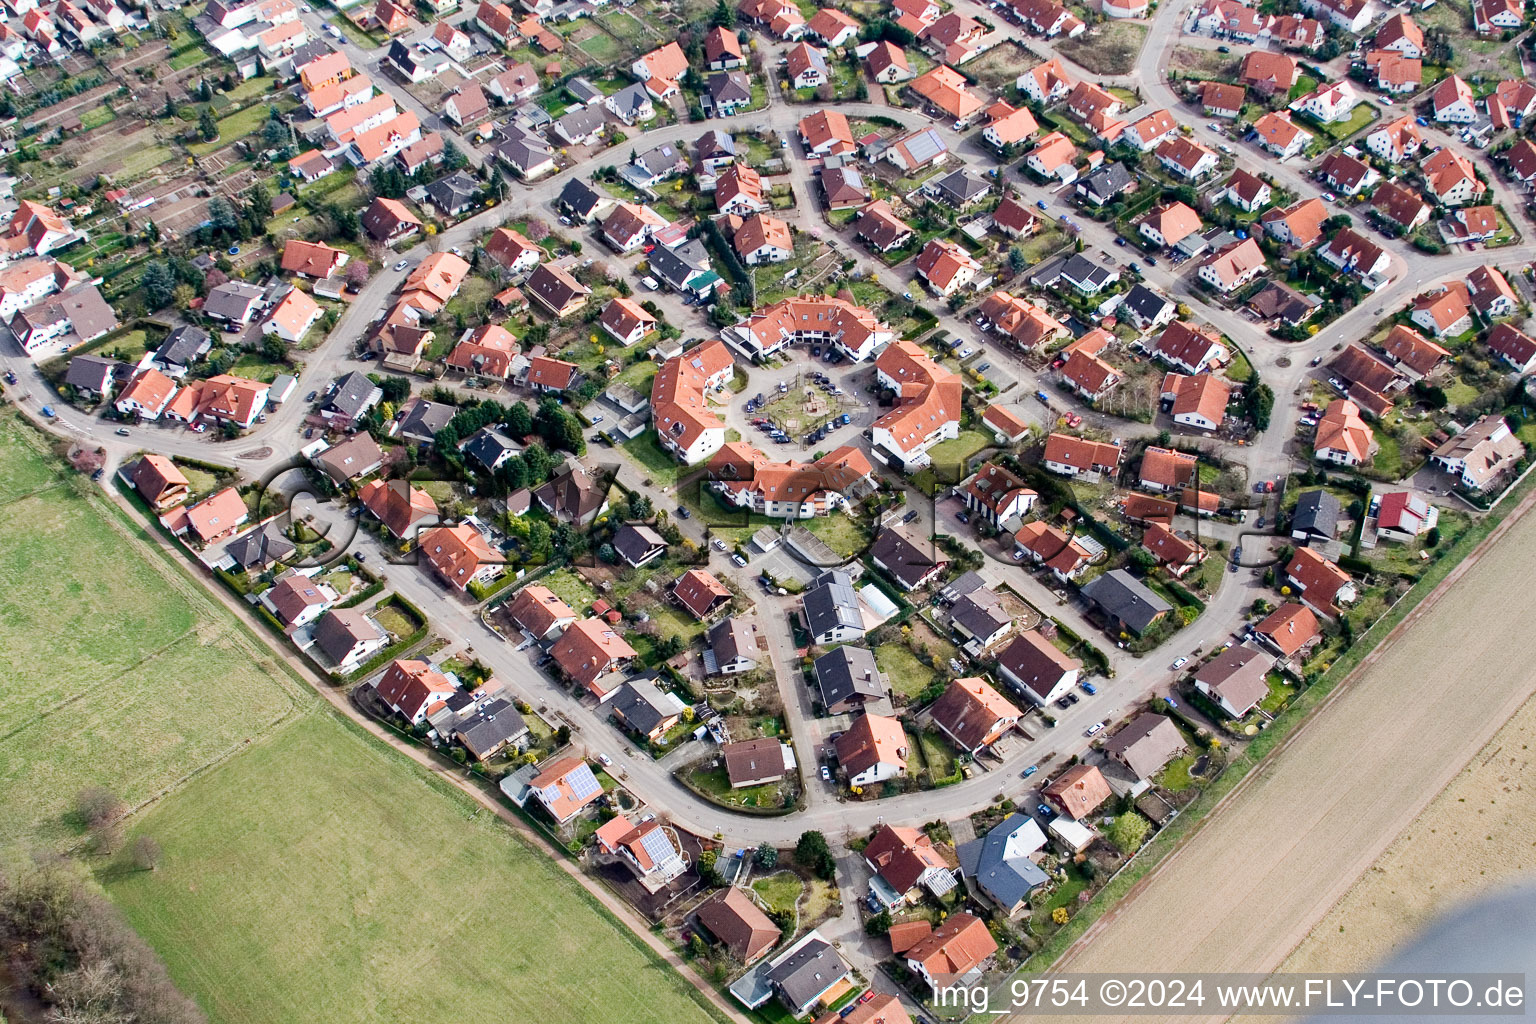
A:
1171,656,1189,671
1085,722,1104,737
598,753,613,766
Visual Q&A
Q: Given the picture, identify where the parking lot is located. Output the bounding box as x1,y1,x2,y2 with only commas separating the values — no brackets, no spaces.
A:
720,353,881,456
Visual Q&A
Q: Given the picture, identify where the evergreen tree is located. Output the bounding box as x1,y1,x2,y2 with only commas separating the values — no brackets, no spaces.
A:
197,107,218,142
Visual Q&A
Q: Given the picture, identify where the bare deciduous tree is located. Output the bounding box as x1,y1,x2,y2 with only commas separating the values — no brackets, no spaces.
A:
130,835,163,872
75,787,124,852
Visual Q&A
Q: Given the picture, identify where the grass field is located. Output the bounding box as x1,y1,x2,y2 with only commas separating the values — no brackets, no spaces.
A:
874,642,936,698
622,432,682,488
0,411,306,851
106,712,727,1024
752,870,804,915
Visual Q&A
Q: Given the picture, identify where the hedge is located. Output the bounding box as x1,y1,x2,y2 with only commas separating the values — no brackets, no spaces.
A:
1162,578,1206,611
337,579,385,608
467,572,520,602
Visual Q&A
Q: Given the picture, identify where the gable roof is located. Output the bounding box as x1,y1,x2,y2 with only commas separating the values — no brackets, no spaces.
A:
1103,712,1184,779
1254,602,1321,656
1193,644,1270,714
1042,764,1111,819
696,886,780,962
833,712,908,779
929,676,1020,751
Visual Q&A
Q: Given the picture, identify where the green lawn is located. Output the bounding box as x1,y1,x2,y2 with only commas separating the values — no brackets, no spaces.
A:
80,105,117,131
874,642,936,699
802,512,870,559
0,411,307,851
925,429,990,478
168,44,211,70
106,713,728,1024
751,871,804,915
576,30,623,62
917,729,959,781
622,432,682,488
683,764,790,809
1157,754,1197,792
229,353,290,383
188,98,298,157
1317,103,1379,141
537,566,601,613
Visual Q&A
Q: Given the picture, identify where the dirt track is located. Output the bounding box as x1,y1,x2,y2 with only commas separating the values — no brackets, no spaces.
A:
1040,493,1536,1021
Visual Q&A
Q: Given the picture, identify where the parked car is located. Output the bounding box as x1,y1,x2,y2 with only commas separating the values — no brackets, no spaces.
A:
820,765,832,781
1056,696,1072,709
114,427,130,436
598,753,613,766
1021,764,1039,778
1036,803,1052,818
393,259,410,271
1171,656,1189,670
712,539,727,551
1085,721,1104,736
732,553,747,567
1081,681,1097,695
676,506,691,518
1163,696,1179,709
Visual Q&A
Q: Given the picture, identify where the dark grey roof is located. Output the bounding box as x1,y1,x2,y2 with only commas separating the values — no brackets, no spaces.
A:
1077,162,1135,203
634,142,686,179
1121,283,1173,324
1291,490,1341,540
1102,712,1185,779
950,587,1009,640
708,615,756,663
462,427,520,470
612,522,667,565
386,38,421,74
495,129,552,174
649,239,712,290
397,398,454,443
223,519,296,569
766,938,846,1010
870,526,941,589
1060,253,1115,290
610,677,682,735
454,698,529,759
326,370,382,420
558,178,604,218
956,813,1049,909
802,569,862,639
425,171,479,212
813,645,883,709
566,77,603,104
1080,569,1171,634
926,168,991,206
291,39,335,70
707,70,752,104
203,281,264,320
514,101,553,129
311,607,386,664
608,83,651,119
555,105,607,140
940,570,988,603
64,354,122,392
696,129,736,160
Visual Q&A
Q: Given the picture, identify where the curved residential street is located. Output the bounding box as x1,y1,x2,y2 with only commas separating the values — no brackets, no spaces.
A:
7,0,1536,1001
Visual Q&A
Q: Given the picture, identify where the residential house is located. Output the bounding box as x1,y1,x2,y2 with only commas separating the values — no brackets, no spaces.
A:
525,264,591,317
418,522,504,591
1469,265,1518,318
1289,80,1359,124
1104,713,1185,780
358,478,438,539
1366,116,1425,164
1290,489,1342,546
956,814,1050,916
1220,169,1272,213
833,711,908,786
1042,433,1121,478
673,568,732,620
866,39,912,82
1120,284,1174,330
1252,111,1312,159
1025,131,1078,182
930,677,1020,755
908,65,983,122
864,825,957,911
310,607,389,671
529,756,603,823
1014,521,1092,581
551,618,638,697
1141,521,1205,577
1193,644,1271,717
1317,152,1380,196
1139,201,1202,249
1239,50,1298,95
132,454,190,510
813,645,884,714
261,572,336,629
884,128,950,174
534,466,609,525
1156,136,1219,180
915,238,983,297
375,659,457,725
1252,602,1322,661
1430,415,1524,491
1320,228,1390,280
1043,764,1112,819
1376,491,1439,543
1421,147,1480,206
870,526,946,590
1200,80,1246,118
981,404,1031,444
1286,546,1358,616
1488,322,1536,373
784,41,829,89
362,196,422,244
1059,348,1120,402
1259,197,1327,248
853,199,913,252
1433,75,1478,123
707,617,761,676
610,678,687,742
1079,569,1171,635
996,630,1080,705
695,888,780,965
802,569,865,645
263,288,323,344
962,461,1038,528
280,238,348,279
869,339,961,469
1162,372,1231,431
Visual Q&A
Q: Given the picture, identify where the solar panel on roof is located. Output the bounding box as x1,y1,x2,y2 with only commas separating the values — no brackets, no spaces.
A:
566,765,600,800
